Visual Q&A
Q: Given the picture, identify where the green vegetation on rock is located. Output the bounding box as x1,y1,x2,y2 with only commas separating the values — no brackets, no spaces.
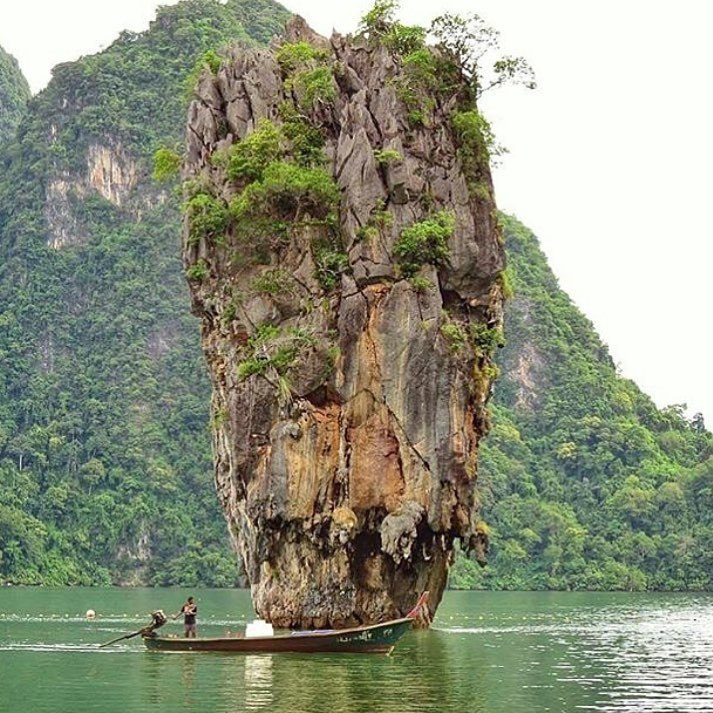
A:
0,45,30,145
213,113,346,289
393,211,454,276
277,40,336,109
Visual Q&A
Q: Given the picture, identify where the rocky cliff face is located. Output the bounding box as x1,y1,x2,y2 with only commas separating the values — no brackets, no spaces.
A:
44,140,142,249
183,17,506,627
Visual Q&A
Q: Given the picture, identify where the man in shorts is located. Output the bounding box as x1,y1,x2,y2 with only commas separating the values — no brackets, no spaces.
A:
175,596,198,638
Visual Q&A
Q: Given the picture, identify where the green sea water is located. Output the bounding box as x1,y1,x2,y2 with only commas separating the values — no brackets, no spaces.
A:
1,588,712,712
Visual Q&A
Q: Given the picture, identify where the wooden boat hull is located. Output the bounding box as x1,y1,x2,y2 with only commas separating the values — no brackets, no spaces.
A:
142,616,414,655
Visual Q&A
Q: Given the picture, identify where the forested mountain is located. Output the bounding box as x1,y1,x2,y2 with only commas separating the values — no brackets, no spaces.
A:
0,0,710,590
0,45,30,145
0,0,289,585
451,214,713,590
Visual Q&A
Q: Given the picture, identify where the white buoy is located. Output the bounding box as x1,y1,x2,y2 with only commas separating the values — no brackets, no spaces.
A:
86,609,96,620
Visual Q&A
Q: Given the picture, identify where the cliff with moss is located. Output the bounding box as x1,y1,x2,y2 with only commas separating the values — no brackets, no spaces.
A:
0,45,30,145
182,14,506,626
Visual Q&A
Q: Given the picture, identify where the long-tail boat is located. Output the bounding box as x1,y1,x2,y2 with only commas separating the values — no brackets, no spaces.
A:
140,592,429,655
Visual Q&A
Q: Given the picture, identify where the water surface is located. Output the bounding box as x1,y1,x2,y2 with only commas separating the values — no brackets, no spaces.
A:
1,588,712,712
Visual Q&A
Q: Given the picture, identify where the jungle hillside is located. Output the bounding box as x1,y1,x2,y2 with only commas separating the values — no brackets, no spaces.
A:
0,0,710,590
0,44,31,145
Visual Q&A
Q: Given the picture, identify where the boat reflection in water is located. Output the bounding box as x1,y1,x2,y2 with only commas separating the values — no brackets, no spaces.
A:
244,656,273,711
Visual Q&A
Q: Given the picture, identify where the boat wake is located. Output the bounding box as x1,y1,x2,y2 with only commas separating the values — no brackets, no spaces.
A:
0,642,136,653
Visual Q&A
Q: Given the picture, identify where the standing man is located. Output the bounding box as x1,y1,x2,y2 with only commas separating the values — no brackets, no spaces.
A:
174,596,198,638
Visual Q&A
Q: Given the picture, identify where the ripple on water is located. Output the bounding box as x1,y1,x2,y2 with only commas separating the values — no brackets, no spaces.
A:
570,606,713,712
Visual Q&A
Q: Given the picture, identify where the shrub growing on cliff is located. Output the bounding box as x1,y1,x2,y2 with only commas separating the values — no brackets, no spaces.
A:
359,2,536,137
287,66,336,108
227,119,283,182
409,275,434,292
279,102,325,167
441,322,468,352
231,161,339,223
402,48,438,88
236,324,305,380
452,110,501,161
470,323,504,356
498,267,515,299
250,268,294,296
313,244,349,291
451,110,503,194
185,258,209,282
277,40,336,109
393,211,455,277
359,1,425,55
226,118,337,226
356,201,393,241
276,41,330,72
183,192,229,245
225,116,342,267
391,45,439,127
359,1,398,36
373,148,402,165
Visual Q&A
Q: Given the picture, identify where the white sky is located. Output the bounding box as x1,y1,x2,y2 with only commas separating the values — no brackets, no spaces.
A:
1,0,711,425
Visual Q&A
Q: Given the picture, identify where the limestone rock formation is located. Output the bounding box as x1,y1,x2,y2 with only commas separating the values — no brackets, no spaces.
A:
45,140,141,249
183,16,506,627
